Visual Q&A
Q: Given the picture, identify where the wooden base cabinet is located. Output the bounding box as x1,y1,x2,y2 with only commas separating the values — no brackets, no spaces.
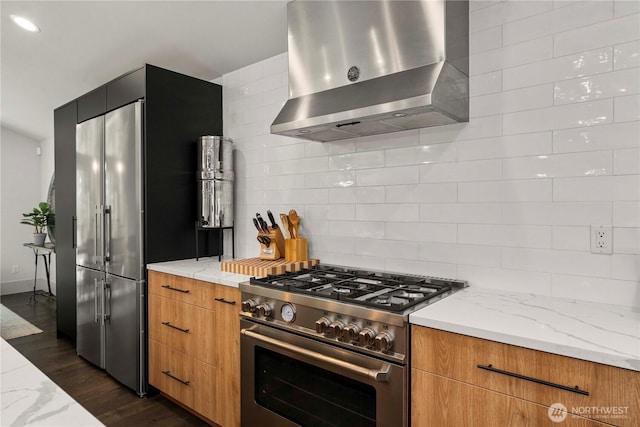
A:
411,326,640,427
148,271,240,426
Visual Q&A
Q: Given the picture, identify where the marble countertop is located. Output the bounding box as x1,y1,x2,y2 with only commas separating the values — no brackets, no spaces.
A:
147,257,251,288
1,338,104,426
410,287,640,372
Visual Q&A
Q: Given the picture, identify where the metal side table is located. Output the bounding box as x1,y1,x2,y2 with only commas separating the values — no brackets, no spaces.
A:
23,242,55,304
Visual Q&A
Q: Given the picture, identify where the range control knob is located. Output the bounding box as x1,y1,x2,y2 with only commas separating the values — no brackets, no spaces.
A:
256,303,273,318
358,328,376,347
328,320,345,338
315,317,331,334
241,299,258,313
374,331,394,352
342,323,361,342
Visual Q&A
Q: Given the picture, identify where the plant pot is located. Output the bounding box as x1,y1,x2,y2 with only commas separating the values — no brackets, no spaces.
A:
33,233,47,246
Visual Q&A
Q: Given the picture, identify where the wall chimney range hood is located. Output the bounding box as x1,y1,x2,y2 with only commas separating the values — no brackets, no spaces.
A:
271,0,469,142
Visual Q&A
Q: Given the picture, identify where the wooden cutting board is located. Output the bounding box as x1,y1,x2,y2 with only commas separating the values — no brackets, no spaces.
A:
221,257,319,277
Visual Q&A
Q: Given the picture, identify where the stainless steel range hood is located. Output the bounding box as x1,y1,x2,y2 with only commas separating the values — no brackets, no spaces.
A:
271,0,469,142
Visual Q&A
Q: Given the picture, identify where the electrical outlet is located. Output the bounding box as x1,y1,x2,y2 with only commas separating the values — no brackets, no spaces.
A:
11,265,19,274
590,225,612,254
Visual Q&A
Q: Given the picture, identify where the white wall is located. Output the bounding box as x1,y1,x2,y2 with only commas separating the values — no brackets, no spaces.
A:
223,0,640,307
0,126,54,295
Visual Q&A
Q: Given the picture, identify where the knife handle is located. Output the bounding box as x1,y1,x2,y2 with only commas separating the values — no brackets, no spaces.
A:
267,210,278,229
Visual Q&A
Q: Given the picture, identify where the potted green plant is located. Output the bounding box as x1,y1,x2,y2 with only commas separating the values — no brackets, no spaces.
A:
21,202,55,246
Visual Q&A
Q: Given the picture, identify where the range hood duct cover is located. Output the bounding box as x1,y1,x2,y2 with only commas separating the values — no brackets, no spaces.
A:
271,0,469,142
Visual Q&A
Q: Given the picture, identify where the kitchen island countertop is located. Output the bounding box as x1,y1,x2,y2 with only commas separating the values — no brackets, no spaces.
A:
147,257,251,288
410,287,640,372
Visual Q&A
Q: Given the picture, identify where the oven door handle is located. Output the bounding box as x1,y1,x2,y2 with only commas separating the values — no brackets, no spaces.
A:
242,328,391,382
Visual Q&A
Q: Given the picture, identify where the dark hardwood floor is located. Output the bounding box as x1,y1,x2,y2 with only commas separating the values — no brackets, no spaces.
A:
1,292,210,426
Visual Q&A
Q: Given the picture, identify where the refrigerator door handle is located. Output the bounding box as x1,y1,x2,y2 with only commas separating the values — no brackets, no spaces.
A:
72,216,77,249
104,279,111,321
104,206,111,263
94,278,99,323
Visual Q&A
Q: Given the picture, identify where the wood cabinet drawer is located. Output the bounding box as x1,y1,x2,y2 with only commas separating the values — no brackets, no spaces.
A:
148,270,215,309
412,326,639,426
148,294,216,365
412,369,609,427
149,340,216,421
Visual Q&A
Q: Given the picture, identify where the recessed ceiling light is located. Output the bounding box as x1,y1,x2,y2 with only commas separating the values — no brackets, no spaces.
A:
10,15,40,32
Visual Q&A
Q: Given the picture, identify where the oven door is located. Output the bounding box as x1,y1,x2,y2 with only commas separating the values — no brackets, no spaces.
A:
240,319,407,427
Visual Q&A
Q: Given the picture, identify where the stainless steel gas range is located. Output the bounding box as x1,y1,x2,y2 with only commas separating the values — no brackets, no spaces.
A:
239,264,467,427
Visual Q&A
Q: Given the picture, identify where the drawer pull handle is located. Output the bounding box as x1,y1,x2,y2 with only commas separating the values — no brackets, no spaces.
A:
477,364,589,396
161,370,190,386
215,297,237,305
161,321,190,333
161,284,190,294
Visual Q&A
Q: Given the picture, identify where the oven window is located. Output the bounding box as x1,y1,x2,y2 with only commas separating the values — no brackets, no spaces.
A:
255,347,376,427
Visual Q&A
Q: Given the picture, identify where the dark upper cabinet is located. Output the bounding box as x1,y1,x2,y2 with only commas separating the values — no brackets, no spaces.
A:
53,64,223,341
77,86,106,123
53,100,78,340
107,67,145,111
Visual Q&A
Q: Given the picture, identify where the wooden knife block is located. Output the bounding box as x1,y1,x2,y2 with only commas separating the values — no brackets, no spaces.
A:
258,227,285,260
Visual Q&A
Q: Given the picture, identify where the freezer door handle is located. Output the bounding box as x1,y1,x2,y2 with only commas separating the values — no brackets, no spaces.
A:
104,279,111,321
94,278,100,323
104,206,111,263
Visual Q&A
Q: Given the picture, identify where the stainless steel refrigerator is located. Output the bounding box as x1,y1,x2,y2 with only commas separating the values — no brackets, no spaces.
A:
76,101,145,396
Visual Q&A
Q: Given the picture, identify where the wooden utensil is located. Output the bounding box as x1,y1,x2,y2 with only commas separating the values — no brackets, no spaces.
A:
279,213,290,239
288,209,300,239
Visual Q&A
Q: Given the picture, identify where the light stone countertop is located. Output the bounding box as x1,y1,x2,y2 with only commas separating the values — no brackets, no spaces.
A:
410,287,640,372
146,259,640,372
146,257,252,288
1,338,104,427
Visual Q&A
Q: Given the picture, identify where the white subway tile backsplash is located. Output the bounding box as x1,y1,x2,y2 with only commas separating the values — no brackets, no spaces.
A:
503,99,613,135
614,148,640,175
553,122,640,153
503,1,613,47
329,151,385,171
355,204,419,222
385,142,457,167
224,2,640,306
355,238,421,260
459,224,552,248
471,84,553,117
386,183,458,203
554,68,640,105
614,227,640,254
614,0,640,17
419,243,501,267
420,159,502,183
502,248,611,278
502,202,613,226
470,71,502,96
503,47,613,91
458,132,552,161
613,201,640,226
471,37,553,75
329,221,384,239
552,226,590,251
554,175,640,201
554,13,640,57
551,274,640,307
470,26,503,54
385,222,457,243
470,1,552,33
614,94,640,122
614,40,640,70
611,254,640,280
457,264,552,294
356,166,419,186
304,171,355,189
459,179,552,202
501,150,612,179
